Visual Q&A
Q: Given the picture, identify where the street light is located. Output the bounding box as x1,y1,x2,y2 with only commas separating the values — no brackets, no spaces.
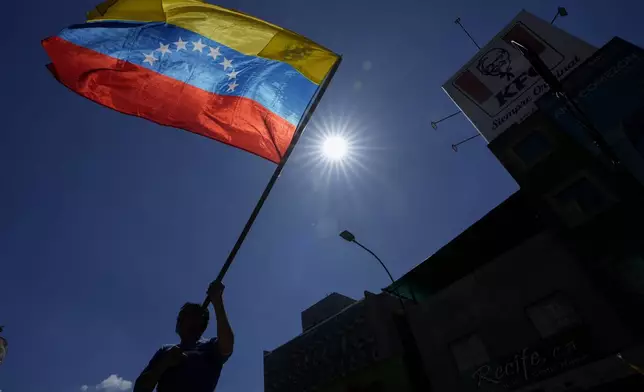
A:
339,230,396,285
339,231,430,391
550,7,568,25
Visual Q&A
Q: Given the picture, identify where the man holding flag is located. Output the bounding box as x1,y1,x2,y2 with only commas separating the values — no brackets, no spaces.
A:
133,280,234,392
42,0,339,389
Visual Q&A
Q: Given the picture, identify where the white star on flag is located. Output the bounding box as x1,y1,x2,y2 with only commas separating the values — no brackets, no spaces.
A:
192,39,206,52
220,58,233,71
208,46,221,60
227,81,239,92
143,52,157,65
174,38,187,51
226,70,240,80
157,43,172,56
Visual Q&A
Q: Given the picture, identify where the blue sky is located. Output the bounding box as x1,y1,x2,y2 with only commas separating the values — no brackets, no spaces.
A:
2,0,644,391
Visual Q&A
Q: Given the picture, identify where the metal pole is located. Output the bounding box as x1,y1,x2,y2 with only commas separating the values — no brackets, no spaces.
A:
451,133,481,152
340,235,430,391
201,57,343,309
454,18,481,50
562,97,619,165
509,40,619,165
350,241,430,392
349,238,407,313
353,240,396,285
431,111,462,130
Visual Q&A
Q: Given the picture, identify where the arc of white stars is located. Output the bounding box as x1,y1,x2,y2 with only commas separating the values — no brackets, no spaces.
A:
227,81,239,92
220,57,233,71
175,38,187,51
157,43,172,56
143,52,157,65
208,46,221,60
192,39,206,52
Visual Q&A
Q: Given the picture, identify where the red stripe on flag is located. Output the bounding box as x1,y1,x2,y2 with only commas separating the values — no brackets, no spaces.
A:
42,36,296,163
502,25,546,54
454,70,493,104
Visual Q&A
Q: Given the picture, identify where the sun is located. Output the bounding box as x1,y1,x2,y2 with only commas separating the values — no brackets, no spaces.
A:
322,136,349,161
295,105,373,188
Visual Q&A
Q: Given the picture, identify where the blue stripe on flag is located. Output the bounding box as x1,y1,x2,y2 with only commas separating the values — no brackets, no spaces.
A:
58,21,317,126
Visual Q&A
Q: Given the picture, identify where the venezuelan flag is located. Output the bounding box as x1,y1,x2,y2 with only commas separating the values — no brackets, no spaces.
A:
42,0,339,163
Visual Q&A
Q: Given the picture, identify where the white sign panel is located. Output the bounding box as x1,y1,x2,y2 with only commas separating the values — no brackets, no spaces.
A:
442,10,596,142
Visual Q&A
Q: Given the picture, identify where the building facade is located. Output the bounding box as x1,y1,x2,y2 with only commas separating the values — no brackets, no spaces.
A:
399,225,644,391
263,292,416,392
387,36,644,392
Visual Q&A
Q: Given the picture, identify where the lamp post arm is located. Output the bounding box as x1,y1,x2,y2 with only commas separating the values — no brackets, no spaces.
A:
353,240,396,285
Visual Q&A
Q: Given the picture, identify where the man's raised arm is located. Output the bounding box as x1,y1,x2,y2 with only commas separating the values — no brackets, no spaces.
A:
208,281,234,357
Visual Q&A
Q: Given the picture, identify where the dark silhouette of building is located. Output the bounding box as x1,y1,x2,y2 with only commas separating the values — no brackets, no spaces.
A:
386,37,644,392
301,293,357,332
263,292,415,392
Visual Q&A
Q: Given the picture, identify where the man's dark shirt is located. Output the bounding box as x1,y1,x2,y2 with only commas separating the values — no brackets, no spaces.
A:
143,338,229,392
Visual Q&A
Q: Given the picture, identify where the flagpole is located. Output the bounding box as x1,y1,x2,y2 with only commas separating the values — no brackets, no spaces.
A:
202,56,343,309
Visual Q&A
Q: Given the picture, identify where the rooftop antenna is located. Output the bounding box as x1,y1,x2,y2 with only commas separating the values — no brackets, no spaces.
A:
431,110,462,130
451,133,481,152
454,17,481,50
550,7,569,24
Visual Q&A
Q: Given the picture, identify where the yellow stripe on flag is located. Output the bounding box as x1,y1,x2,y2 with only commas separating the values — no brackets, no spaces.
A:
87,0,338,84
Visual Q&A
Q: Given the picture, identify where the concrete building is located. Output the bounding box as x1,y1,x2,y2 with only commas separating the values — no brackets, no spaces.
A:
385,36,644,392
263,292,417,392
390,191,644,391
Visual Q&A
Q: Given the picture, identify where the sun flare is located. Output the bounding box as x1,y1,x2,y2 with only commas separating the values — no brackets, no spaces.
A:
322,136,349,161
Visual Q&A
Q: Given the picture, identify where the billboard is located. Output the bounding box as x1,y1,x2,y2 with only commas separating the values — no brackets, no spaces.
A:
442,10,596,142
537,37,644,185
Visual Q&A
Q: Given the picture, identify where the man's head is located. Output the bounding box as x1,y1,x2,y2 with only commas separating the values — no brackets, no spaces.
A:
176,303,209,342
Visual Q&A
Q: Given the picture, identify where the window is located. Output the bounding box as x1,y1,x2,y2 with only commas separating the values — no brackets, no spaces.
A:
450,334,489,373
552,177,609,216
512,131,552,167
527,296,580,338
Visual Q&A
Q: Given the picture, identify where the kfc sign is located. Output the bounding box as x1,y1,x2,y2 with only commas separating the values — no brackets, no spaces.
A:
443,11,596,142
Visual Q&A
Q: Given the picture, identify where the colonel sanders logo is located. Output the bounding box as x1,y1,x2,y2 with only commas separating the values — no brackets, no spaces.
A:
477,48,515,81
